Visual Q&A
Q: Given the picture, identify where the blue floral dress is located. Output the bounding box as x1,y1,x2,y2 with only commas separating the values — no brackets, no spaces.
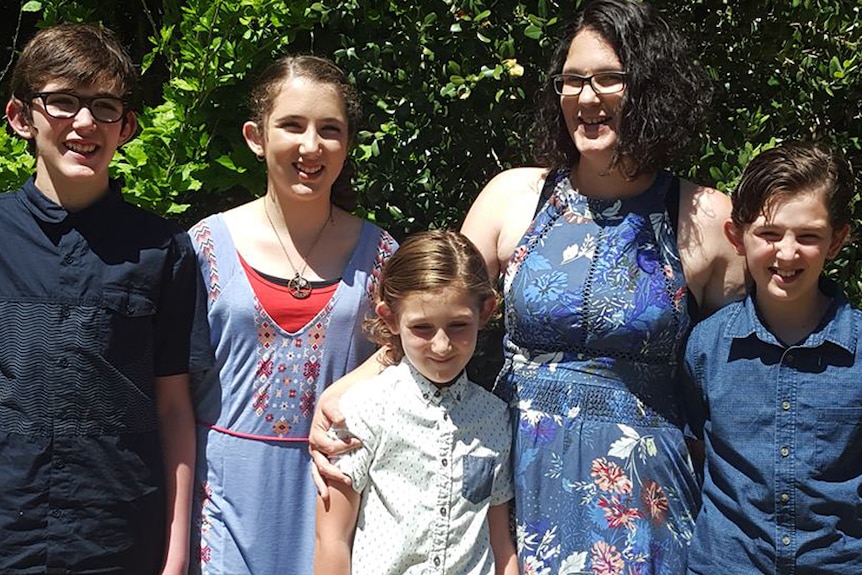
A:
497,169,699,575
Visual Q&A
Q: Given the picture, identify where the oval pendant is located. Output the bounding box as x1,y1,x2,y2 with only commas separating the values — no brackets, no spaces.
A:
287,274,312,299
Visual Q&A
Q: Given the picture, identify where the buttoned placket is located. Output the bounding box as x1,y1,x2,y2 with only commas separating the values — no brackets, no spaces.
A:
775,345,800,572
425,385,457,574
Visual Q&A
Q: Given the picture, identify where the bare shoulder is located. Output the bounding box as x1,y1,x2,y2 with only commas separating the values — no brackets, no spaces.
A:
461,167,549,279
676,179,746,317
221,198,261,226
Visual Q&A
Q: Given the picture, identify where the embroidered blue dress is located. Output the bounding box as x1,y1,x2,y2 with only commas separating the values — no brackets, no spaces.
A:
497,170,699,575
187,214,396,575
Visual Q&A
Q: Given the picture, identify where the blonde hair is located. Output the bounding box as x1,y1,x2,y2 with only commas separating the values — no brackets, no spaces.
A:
365,230,498,365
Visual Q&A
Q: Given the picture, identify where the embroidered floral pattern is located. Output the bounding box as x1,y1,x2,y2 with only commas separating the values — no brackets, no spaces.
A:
189,216,398,574
190,221,221,303
196,481,213,568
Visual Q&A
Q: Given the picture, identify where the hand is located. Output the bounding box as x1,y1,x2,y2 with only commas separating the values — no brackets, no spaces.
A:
309,386,361,502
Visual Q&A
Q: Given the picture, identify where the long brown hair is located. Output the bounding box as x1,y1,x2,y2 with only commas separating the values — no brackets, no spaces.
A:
247,54,362,210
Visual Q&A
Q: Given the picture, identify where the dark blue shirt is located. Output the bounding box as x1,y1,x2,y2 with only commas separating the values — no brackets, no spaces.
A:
683,280,862,575
0,179,196,574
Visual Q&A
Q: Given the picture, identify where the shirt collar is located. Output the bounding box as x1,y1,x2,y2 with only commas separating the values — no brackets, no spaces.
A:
18,176,125,227
724,277,857,354
400,359,469,406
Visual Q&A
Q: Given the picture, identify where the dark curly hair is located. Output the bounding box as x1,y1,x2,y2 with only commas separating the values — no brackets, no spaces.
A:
531,0,711,178
247,55,362,211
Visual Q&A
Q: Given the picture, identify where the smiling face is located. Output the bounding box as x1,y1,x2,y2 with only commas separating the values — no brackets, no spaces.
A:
6,80,136,201
380,288,490,386
244,77,349,202
560,28,625,165
727,189,849,318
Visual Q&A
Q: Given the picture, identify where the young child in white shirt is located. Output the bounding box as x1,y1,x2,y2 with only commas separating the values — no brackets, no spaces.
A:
314,230,518,575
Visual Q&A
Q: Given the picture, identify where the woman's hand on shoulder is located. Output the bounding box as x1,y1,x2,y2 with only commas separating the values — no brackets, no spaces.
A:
461,167,549,280
677,180,747,317
309,348,388,501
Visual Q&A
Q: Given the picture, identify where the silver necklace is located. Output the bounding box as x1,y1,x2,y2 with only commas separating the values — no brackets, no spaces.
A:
263,198,331,299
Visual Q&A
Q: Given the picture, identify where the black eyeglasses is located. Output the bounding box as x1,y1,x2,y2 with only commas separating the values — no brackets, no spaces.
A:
551,72,627,96
29,91,129,123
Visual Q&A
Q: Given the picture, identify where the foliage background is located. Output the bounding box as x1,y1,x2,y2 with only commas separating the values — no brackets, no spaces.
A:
2,0,861,381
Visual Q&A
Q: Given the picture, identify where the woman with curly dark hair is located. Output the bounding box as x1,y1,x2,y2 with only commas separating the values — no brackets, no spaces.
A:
459,0,745,573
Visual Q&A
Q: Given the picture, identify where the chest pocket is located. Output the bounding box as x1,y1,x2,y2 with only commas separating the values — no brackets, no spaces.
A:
462,455,495,504
102,289,157,366
814,407,862,479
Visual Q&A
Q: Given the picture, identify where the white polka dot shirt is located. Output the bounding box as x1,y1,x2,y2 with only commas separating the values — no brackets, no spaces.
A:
335,359,514,575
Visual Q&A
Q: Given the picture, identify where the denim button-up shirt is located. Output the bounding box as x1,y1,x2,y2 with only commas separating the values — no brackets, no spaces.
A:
683,280,862,575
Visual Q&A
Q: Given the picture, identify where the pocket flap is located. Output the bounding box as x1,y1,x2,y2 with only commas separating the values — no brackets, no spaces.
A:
103,289,156,317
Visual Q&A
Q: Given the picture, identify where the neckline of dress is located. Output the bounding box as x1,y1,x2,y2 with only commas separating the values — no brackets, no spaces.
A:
564,170,668,208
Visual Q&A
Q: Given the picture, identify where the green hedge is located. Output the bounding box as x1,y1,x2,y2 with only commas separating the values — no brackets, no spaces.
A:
3,0,860,306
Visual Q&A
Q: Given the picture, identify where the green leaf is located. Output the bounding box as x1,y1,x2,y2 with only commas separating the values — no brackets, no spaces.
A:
21,0,41,12
171,78,199,92
524,24,542,40
214,155,244,172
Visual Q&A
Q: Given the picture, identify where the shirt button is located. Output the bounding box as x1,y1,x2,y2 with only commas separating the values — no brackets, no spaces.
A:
782,535,791,546
63,255,74,264
54,458,66,469
782,400,791,411
49,509,62,518
441,458,448,467
433,557,441,567
780,493,790,503
422,393,429,399
439,506,447,517
60,306,72,319
57,357,70,368
780,446,790,457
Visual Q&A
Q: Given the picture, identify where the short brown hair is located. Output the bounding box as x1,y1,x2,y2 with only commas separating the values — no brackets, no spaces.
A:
10,23,138,117
246,54,362,211
731,142,855,230
365,230,498,365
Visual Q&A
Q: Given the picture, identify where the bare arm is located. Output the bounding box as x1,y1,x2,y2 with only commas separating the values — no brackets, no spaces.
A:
156,374,196,575
461,167,548,281
677,181,747,317
309,348,388,500
314,482,360,575
488,502,519,575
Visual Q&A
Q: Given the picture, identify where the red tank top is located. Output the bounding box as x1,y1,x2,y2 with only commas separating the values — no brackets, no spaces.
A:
238,252,338,332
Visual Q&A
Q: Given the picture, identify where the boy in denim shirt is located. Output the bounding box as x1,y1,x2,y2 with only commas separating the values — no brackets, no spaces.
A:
683,142,861,574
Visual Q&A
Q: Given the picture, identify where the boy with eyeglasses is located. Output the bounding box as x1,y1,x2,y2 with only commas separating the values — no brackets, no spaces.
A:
1,23,196,574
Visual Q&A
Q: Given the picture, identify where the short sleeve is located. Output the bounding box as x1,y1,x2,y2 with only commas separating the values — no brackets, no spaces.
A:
153,228,198,376
681,325,708,439
335,380,384,493
489,409,515,506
